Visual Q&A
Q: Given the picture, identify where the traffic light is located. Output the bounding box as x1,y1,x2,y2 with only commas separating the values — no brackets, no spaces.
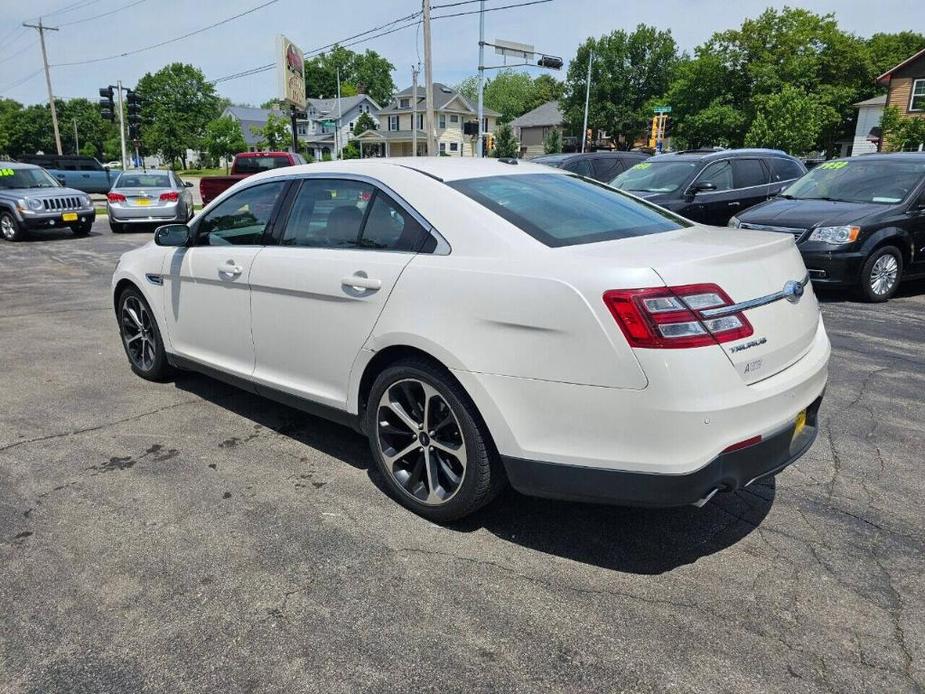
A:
537,55,563,70
663,116,673,138
485,133,494,154
586,128,593,148
649,115,659,148
126,90,142,139
99,86,114,122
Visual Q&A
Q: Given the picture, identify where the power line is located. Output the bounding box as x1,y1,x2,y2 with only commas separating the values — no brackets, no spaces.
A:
58,0,148,27
49,0,278,67
31,0,103,20
0,68,43,95
0,40,38,67
431,0,553,20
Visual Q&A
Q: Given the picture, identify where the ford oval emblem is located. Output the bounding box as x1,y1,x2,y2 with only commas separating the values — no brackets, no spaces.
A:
783,280,804,303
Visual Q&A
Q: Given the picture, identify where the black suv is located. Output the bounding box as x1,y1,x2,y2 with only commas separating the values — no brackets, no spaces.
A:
531,151,650,183
610,148,807,226
732,153,925,302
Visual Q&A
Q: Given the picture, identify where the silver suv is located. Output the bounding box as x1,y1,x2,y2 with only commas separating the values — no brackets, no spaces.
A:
0,162,96,241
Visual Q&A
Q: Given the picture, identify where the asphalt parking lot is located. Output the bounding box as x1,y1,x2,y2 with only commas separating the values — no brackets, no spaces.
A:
1,220,923,694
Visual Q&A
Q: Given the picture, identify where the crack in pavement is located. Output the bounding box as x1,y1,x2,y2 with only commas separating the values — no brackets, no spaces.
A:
0,400,201,454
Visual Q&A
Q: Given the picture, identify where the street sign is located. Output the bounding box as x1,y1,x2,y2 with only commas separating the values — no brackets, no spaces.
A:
494,39,534,60
654,106,672,113
277,34,306,110
322,120,336,127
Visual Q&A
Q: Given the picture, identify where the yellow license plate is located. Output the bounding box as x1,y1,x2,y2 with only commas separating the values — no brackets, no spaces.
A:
793,409,807,439
135,198,151,206
62,212,78,221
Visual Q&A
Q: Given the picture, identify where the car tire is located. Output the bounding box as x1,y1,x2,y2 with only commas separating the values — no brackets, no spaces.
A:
72,221,92,236
365,358,505,522
1,210,24,241
117,287,171,382
859,246,902,303
110,222,124,234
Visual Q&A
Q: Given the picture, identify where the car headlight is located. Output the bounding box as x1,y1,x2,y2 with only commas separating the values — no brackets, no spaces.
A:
26,197,44,212
808,225,860,244
80,195,91,207
728,216,741,228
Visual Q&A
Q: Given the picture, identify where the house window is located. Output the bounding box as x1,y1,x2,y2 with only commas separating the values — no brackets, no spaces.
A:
439,114,446,129
349,122,354,129
389,115,399,131
450,142,459,152
439,142,446,153
911,79,925,112
416,113,424,130
450,114,459,123
400,98,410,108
483,117,490,132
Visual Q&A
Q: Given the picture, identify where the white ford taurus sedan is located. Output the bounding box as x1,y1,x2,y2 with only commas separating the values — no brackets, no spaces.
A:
112,158,829,521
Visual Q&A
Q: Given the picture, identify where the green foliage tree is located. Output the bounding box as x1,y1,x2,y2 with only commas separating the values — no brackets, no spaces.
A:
341,141,360,159
880,105,925,152
57,98,112,158
744,86,823,154
0,99,24,155
304,46,395,106
353,111,376,136
562,25,679,148
544,128,562,154
204,115,247,172
490,122,519,158
136,63,221,168
252,112,290,150
865,32,925,77
456,71,565,123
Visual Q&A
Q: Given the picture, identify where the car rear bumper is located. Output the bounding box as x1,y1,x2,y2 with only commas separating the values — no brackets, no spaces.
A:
502,395,821,506
20,209,95,229
799,249,864,286
109,203,184,223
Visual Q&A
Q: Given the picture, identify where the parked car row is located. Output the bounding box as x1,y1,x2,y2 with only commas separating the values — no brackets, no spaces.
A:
534,148,925,302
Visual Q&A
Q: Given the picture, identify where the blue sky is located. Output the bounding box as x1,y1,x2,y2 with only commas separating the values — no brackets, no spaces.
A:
1,0,923,106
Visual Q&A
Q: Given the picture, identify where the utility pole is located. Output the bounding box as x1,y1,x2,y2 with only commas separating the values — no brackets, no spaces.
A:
422,0,436,156
23,19,63,156
477,0,485,157
334,67,342,160
581,49,593,154
73,119,79,155
116,80,128,171
411,65,419,157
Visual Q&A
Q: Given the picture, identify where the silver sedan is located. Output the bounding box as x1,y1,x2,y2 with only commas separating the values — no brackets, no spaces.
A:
106,170,194,233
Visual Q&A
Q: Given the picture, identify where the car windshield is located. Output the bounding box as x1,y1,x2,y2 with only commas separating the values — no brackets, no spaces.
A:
448,173,689,248
235,156,292,173
611,160,699,193
116,173,172,188
783,159,925,204
0,167,60,189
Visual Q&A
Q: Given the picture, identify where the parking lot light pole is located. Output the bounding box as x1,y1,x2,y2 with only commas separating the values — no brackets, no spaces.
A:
581,49,593,153
477,0,485,158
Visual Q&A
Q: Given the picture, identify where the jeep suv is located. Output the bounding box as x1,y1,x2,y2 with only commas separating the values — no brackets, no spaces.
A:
0,162,96,241
611,148,807,226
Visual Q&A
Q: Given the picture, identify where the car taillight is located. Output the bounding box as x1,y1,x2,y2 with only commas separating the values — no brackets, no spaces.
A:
160,191,179,201
107,192,125,203
603,283,753,349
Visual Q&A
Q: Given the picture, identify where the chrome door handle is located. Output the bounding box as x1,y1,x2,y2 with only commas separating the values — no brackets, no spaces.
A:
728,201,741,207
219,261,243,277
341,275,381,291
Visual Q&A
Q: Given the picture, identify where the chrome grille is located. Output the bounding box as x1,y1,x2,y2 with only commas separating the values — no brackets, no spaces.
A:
42,196,82,211
739,222,808,241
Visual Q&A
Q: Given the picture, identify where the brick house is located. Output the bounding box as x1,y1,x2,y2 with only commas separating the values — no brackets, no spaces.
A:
877,48,925,118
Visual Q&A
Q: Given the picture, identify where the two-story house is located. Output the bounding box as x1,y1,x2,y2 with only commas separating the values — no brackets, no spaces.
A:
298,94,381,160
355,83,499,157
874,48,925,151
222,95,381,159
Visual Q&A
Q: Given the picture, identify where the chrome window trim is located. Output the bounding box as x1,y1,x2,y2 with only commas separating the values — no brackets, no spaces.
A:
699,274,811,319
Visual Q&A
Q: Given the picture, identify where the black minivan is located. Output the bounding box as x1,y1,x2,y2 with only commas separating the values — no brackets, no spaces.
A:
732,153,925,302
610,148,807,226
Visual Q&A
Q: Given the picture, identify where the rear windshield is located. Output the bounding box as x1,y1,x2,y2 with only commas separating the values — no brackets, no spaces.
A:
611,160,699,193
448,173,689,247
235,156,293,173
116,172,171,188
783,159,925,204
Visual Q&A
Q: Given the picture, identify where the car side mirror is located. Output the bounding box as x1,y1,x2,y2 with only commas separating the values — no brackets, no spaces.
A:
692,181,717,193
103,165,110,171
154,224,190,247
184,181,193,188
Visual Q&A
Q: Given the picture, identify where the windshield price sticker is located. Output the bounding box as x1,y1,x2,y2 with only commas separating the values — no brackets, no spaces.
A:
633,162,652,170
0,168,14,176
819,161,849,170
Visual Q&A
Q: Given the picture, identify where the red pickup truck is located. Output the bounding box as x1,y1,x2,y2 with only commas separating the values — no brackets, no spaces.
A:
200,151,307,205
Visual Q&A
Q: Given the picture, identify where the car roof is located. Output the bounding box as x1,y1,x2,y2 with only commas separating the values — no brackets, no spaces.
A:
0,161,38,170
654,148,794,162
535,151,648,162
852,152,925,162
254,157,570,183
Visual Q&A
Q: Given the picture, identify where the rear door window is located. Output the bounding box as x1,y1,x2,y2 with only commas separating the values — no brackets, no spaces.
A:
449,173,688,247
769,157,805,182
732,159,769,188
592,158,622,181
565,159,594,177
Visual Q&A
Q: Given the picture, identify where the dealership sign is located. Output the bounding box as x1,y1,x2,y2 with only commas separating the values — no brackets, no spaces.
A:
277,34,306,109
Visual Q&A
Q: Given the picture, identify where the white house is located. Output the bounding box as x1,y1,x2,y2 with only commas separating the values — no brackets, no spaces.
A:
850,94,886,156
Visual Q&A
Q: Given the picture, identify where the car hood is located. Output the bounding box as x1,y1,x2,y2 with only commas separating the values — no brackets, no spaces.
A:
738,198,889,228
